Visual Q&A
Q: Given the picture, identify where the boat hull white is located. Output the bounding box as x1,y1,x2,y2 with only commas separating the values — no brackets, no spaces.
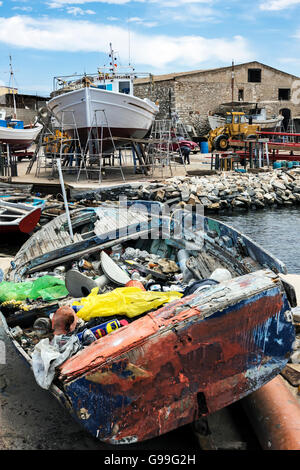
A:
47,87,158,150
208,114,284,130
0,123,43,150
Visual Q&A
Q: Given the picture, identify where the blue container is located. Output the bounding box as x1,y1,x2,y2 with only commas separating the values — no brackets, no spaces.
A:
273,161,281,169
287,161,293,169
200,141,209,154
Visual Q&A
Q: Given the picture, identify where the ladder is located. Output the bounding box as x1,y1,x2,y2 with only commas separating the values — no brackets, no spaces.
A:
26,112,52,174
145,119,186,178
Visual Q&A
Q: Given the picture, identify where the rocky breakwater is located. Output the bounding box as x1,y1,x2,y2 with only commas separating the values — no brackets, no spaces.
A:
74,168,300,213
173,169,300,212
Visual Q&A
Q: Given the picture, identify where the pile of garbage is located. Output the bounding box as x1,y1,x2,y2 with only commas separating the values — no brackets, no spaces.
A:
1,242,232,390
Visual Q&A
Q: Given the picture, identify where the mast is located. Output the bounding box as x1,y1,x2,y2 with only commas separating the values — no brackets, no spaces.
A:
9,56,17,119
109,43,117,75
231,60,234,111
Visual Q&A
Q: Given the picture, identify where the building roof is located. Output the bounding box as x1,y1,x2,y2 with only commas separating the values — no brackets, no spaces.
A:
134,61,300,85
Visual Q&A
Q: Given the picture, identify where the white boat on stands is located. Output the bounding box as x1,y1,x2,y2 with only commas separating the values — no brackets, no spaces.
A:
47,44,159,151
0,109,42,151
208,108,284,130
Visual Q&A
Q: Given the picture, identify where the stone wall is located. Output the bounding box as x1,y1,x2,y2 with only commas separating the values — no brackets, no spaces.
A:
134,79,175,120
0,107,40,125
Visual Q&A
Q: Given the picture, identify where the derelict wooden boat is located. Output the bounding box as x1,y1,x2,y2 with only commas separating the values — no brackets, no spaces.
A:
0,199,42,234
1,201,296,444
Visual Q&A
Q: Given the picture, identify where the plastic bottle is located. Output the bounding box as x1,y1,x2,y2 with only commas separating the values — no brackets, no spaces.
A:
77,318,129,342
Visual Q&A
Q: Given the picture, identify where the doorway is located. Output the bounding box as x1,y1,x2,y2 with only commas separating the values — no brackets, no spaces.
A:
280,108,291,131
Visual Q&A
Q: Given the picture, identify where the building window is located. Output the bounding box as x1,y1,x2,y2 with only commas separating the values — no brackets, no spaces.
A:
238,89,244,101
248,68,261,83
278,88,290,101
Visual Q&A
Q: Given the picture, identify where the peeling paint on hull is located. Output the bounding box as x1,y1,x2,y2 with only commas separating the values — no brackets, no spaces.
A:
59,271,295,444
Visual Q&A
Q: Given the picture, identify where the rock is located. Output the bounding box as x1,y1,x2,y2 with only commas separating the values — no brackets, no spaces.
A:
272,181,286,191
264,193,274,204
274,195,283,205
219,199,229,208
253,199,265,208
207,202,220,211
207,194,220,203
281,364,300,386
236,196,251,205
180,184,190,202
232,199,247,208
187,194,201,206
200,197,211,207
155,189,165,202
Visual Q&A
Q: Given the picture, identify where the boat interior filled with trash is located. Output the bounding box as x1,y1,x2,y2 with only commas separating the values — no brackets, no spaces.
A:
0,201,296,444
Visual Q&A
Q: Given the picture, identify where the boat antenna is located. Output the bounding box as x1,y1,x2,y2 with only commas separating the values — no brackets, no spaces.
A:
231,59,234,112
109,43,117,75
127,16,131,66
9,56,17,119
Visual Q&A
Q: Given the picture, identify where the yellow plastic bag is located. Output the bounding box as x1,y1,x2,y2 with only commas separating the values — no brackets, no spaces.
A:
73,286,183,321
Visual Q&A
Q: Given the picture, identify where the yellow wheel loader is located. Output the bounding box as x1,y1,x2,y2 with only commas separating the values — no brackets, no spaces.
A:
207,112,259,151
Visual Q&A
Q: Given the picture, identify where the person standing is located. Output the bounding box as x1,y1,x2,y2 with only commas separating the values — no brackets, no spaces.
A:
180,145,191,164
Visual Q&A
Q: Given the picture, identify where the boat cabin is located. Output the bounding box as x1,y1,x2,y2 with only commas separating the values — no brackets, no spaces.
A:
91,73,133,95
0,109,24,129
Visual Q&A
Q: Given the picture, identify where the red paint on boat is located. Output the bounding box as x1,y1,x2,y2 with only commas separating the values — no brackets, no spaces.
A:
1,207,43,234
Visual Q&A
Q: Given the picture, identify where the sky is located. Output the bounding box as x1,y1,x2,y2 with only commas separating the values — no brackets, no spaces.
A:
0,0,300,96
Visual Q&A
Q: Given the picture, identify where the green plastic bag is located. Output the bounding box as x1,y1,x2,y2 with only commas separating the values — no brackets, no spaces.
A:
73,286,183,321
0,276,69,302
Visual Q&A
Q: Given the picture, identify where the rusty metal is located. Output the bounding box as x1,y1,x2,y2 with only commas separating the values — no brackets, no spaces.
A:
243,375,300,450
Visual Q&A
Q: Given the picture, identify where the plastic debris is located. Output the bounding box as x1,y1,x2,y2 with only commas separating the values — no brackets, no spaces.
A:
210,268,232,282
32,334,81,389
0,276,68,302
72,286,183,321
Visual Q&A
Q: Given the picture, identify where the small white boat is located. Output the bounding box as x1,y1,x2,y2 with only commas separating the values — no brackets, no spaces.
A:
0,112,43,151
0,58,42,151
208,108,284,130
47,44,159,151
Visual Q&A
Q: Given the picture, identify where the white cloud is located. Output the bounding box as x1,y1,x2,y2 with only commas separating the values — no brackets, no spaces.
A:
47,0,135,6
127,17,158,27
260,0,300,10
12,6,33,11
66,6,96,13
47,0,211,5
0,15,254,69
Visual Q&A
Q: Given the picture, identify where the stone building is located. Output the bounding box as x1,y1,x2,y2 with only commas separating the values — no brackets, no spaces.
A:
134,61,300,133
0,86,48,124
